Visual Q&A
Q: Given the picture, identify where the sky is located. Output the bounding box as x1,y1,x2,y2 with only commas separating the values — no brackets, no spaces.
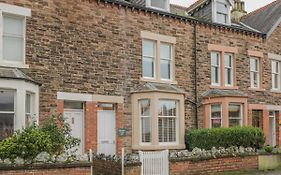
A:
171,0,276,12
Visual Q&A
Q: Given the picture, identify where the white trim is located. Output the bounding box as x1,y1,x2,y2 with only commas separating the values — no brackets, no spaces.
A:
145,0,170,12
57,92,92,102
0,3,31,17
269,53,281,62
267,105,281,111
212,0,231,25
57,92,124,103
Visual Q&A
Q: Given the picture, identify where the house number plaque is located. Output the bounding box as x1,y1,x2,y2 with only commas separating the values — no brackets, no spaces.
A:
118,128,127,137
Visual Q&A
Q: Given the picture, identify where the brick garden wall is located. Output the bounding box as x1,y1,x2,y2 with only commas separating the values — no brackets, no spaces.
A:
170,156,258,175
0,163,92,175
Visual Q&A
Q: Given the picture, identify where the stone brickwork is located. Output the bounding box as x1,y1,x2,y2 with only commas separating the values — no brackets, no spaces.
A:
1,0,280,152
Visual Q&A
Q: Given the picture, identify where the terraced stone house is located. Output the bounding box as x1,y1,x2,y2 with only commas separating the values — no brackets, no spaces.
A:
0,0,280,155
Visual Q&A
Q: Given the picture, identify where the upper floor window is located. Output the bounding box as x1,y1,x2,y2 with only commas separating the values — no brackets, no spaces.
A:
141,31,176,83
224,53,233,86
0,3,31,68
213,0,231,25
211,52,234,87
250,57,260,88
146,0,170,12
272,60,280,91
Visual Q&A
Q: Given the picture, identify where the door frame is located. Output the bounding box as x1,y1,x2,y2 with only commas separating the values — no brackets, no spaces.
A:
64,108,85,154
269,111,276,147
97,105,117,155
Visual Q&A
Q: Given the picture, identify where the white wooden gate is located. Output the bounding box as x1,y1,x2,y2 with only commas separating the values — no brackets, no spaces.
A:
139,150,169,175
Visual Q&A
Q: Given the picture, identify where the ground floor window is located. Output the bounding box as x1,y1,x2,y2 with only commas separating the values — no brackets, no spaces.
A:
0,89,14,140
132,92,185,150
228,104,243,127
210,104,222,128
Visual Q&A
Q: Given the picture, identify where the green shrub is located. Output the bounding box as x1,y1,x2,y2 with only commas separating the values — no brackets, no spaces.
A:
0,115,80,164
264,145,274,153
185,127,265,150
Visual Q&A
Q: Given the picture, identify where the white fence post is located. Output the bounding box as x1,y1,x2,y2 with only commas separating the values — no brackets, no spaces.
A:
89,149,93,175
122,147,125,175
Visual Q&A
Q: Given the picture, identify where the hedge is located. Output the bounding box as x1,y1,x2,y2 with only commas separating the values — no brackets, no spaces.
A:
185,127,265,150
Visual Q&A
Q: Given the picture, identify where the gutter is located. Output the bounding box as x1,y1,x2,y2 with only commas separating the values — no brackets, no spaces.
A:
193,23,199,129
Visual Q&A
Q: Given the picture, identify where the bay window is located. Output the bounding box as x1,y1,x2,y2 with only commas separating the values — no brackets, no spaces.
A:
210,104,222,128
228,104,243,127
250,57,260,88
132,92,184,150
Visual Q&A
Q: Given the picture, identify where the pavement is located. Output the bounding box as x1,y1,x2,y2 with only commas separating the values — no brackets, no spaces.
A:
240,170,281,175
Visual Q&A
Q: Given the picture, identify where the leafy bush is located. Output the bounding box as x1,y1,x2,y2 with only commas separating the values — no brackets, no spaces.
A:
0,115,80,164
185,127,265,150
264,145,274,153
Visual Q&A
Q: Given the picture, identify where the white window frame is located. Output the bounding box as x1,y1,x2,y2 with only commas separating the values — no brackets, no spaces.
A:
160,42,172,81
142,40,156,80
224,53,233,86
250,57,260,88
228,103,243,127
210,104,222,128
212,0,231,25
0,79,39,132
145,0,170,12
272,60,280,91
158,99,178,145
139,99,152,145
211,52,221,86
0,3,31,68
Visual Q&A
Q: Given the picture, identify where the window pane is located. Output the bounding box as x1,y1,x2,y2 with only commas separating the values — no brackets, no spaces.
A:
3,36,24,62
158,100,176,116
229,119,241,127
141,117,151,143
142,40,155,57
274,74,279,89
160,59,171,79
211,52,219,66
143,57,154,78
225,68,232,85
26,94,31,114
217,2,228,13
211,104,221,128
217,13,227,23
158,117,176,142
160,43,171,59
0,113,14,140
0,90,14,112
151,0,166,9
212,67,219,84
229,104,241,118
140,99,150,116
64,101,83,109
224,54,232,67
3,16,24,36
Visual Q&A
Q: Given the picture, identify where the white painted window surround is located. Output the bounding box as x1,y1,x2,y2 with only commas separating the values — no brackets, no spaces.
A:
0,79,39,131
146,0,170,12
212,0,232,25
269,53,281,92
0,3,31,68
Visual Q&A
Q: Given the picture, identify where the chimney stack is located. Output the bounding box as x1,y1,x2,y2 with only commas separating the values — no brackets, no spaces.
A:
231,0,247,22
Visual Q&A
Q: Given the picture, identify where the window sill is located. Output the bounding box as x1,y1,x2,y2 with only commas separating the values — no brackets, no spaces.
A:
132,144,185,150
0,62,29,68
209,85,239,90
270,89,281,93
248,88,265,92
141,77,178,85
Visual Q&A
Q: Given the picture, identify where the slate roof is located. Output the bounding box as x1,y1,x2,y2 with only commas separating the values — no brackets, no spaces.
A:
132,82,185,94
0,67,40,85
242,0,281,34
201,89,247,98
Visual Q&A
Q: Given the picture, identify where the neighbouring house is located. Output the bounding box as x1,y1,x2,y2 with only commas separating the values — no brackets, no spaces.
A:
0,0,280,156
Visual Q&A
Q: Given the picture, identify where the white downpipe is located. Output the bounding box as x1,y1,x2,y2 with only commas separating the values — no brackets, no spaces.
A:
122,147,125,175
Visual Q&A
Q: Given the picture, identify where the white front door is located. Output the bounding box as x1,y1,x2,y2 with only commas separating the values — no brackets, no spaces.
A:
97,110,116,155
64,109,84,155
269,112,276,146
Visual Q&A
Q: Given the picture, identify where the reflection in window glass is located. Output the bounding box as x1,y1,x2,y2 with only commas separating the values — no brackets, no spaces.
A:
142,40,155,78
139,99,151,143
229,104,242,127
0,90,14,140
210,104,222,128
211,52,220,85
160,43,172,80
